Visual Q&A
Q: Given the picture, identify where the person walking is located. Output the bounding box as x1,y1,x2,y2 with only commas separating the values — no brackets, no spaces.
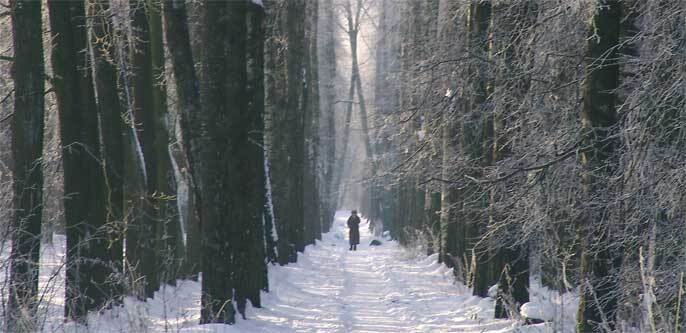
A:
347,210,361,251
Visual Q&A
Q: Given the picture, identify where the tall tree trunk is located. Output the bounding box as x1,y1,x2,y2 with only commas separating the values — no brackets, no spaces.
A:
437,0,464,267
47,0,112,320
343,0,375,216
334,0,362,210
87,0,125,303
303,0,322,245
286,0,306,255
7,0,44,329
198,0,251,324
335,68,355,207
269,0,307,264
319,0,336,233
147,0,184,287
264,0,288,264
464,0,494,298
492,2,537,319
233,0,268,316
162,0,202,279
374,0,400,239
577,1,622,331
128,0,160,298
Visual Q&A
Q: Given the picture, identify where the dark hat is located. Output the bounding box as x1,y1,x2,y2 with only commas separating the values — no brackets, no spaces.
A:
351,210,357,214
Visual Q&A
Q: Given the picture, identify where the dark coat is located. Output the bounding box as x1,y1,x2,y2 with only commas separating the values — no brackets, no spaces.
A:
347,215,360,245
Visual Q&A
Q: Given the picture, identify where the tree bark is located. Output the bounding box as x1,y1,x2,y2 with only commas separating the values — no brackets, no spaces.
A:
303,0,322,245
127,0,160,298
464,0,494,299
162,0,202,279
87,0,125,303
7,0,44,329
147,0,184,287
491,2,537,319
198,0,254,323
319,0,336,233
269,0,307,264
47,0,112,320
233,0,268,316
576,1,622,331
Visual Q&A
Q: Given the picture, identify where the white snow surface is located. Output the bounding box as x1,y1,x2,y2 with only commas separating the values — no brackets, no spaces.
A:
0,211,574,332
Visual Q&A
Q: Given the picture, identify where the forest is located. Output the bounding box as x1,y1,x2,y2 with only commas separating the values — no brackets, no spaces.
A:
1,0,685,332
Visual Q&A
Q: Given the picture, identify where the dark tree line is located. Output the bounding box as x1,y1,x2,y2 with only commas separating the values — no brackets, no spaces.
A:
2,0,333,329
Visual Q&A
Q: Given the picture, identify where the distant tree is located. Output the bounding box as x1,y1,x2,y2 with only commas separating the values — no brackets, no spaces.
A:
334,0,366,209
372,0,401,240
303,0,322,245
319,0,337,233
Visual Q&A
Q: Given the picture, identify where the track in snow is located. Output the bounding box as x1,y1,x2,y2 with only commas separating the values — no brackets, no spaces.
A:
1,211,529,332
227,211,517,333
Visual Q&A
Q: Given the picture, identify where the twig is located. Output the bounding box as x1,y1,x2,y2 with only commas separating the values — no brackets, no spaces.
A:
677,272,683,333
0,112,12,124
463,142,584,185
0,88,13,104
388,140,429,173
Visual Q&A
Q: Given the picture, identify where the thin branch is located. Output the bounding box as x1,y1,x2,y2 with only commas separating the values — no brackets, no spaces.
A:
0,88,13,105
388,140,429,173
0,112,13,124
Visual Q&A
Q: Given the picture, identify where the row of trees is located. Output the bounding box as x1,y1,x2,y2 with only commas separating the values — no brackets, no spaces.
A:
3,0,335,329
350,0,686,331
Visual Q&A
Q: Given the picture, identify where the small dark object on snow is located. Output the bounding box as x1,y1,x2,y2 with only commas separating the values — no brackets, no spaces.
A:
524,318,545,325
369,239,382,246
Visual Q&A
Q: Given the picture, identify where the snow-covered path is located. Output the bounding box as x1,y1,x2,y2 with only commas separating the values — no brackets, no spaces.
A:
3,211,548,332
220,211,518,333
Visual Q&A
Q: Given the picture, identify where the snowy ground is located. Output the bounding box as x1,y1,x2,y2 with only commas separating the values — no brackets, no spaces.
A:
0,211,575,332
